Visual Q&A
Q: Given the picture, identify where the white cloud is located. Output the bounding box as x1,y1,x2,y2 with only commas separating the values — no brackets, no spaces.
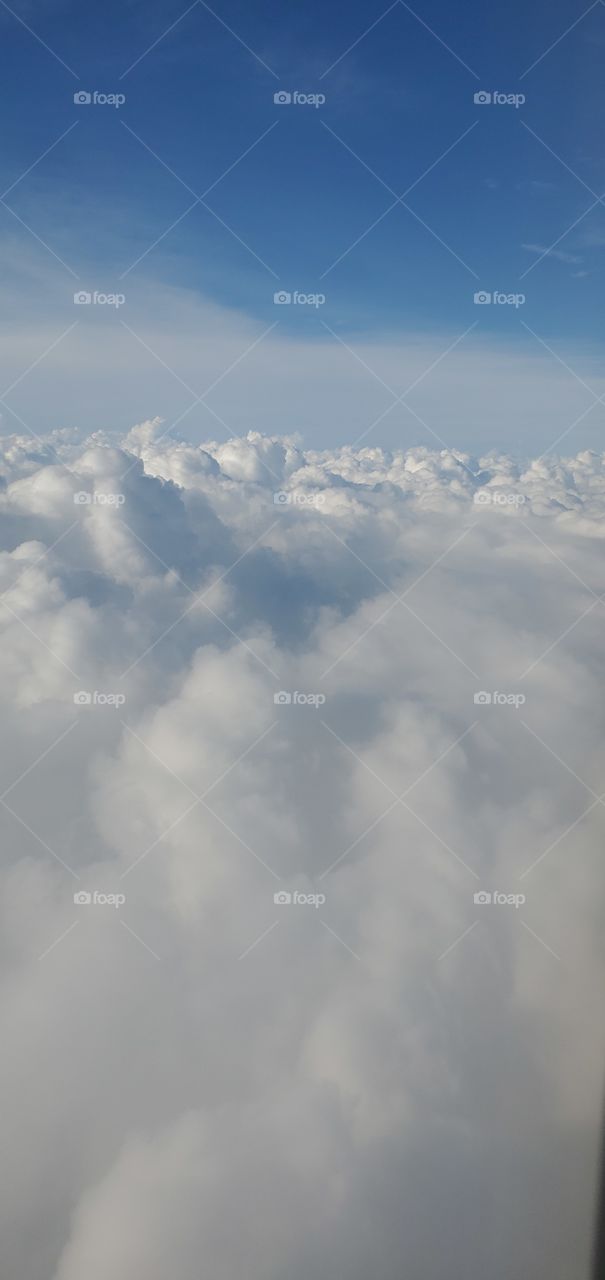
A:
0,427,603,1279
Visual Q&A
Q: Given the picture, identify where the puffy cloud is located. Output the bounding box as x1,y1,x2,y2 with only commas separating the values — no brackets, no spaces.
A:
0,426,603,1279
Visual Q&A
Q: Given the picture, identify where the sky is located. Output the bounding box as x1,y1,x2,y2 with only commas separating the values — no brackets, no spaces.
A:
0,0,605,452
2,5,605,1279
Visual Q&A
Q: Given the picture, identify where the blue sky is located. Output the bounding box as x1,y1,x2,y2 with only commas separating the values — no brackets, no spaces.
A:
0,0,604,452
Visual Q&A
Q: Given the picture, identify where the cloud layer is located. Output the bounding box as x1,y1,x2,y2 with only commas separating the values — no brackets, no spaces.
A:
1,423,604,1279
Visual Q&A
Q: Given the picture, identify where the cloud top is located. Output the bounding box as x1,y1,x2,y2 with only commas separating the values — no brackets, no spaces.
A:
0,425,603,1280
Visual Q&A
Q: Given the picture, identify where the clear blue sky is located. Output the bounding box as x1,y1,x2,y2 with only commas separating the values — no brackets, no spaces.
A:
0,0,603,452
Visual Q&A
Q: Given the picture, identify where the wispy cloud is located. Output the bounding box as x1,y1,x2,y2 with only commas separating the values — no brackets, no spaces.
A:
522,242,584,265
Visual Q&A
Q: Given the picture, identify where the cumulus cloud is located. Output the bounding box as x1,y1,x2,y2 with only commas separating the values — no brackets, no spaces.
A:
0,424,604,1279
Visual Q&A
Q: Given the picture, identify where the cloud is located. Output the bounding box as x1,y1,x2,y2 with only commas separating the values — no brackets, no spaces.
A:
522,243,584,266
0,426,604,1279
